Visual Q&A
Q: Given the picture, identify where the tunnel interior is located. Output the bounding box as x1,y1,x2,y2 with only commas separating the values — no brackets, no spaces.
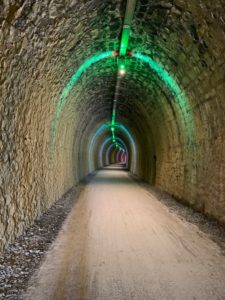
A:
1,0,225,251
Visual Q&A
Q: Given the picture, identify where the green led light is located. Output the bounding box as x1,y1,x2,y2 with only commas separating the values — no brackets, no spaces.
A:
119,26,130,56
133,53,181,96
133,52,195,141
50,48,195,163
118,58,126,74
118,68,126,76
50,51,114,153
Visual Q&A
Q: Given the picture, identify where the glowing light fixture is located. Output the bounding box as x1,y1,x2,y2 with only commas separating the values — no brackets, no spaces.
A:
120,26,130,56
118,64,126,76
118,68,126,76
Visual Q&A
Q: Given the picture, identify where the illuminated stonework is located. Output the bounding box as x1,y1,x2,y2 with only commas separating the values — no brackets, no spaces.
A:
1,0,225,252
51,51,115,153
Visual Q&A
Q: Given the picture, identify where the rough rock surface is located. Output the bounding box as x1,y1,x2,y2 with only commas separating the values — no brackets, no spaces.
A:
0,0,225,250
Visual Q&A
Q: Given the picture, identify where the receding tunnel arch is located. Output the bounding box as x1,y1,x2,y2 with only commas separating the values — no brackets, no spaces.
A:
88,123,109,172
50,49,193,189
99,136,129,167
88,123,135,173
2,0,225,253
50,50,195,162
105,143,128,166
106,144,119,165
50,51,115,155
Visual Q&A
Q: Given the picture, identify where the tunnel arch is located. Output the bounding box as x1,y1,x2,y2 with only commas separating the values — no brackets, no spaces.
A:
50,50,195,155
87,123,135,173
50,48,194,189
1,0,225,252
99,136,129,167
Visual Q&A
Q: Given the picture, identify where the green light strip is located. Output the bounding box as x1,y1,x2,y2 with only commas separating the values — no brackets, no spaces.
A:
119,0,137,56
133,53,182,98
133,52,195,141
50,49,194,161
110,75,121,146
119,26,130,56
112,0,137,146
51,51,114,152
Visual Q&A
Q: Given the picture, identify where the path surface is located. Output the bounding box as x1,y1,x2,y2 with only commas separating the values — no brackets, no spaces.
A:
24,169,225,300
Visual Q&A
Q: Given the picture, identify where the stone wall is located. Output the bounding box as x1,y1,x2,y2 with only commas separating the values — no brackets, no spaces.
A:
0,0,225,251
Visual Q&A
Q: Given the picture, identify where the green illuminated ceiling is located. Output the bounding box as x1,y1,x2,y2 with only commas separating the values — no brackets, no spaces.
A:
50,51,115,151
50,50,196,156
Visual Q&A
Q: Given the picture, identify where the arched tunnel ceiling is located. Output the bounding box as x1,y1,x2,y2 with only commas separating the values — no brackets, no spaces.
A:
2,0,224,148
1,0,225,251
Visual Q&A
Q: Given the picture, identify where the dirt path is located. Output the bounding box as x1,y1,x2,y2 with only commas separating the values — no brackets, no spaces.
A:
23,170,225,300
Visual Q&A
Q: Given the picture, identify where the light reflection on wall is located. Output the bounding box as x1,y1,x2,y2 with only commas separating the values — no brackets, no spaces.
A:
119,124,136,173
50,51,115,155
88,123,109,172
133,52,195,143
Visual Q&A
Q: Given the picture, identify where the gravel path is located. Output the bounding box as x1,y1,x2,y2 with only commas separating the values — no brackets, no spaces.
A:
1,169,225,299
136,180,225,255
22,169,225,300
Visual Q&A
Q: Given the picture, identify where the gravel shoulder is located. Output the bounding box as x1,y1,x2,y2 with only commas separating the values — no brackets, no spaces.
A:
131,175,225,255
0,186,80,299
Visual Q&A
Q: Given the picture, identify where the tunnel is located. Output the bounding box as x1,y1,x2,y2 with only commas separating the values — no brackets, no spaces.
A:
1,0,225,248
1,1,225,298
